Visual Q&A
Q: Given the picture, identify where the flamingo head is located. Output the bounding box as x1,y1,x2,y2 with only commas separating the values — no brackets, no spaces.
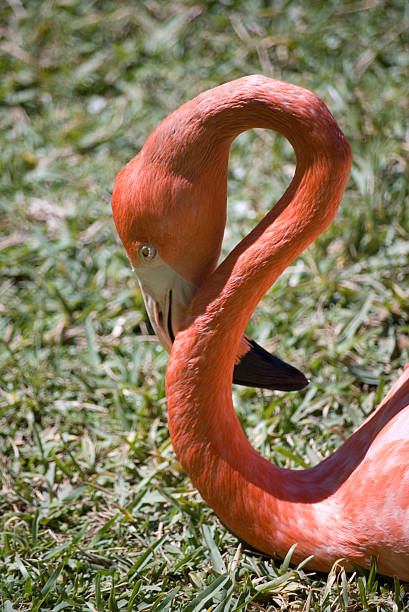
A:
111,139,229,351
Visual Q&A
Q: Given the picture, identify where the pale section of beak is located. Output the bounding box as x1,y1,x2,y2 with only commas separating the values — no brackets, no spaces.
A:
136,262,196,353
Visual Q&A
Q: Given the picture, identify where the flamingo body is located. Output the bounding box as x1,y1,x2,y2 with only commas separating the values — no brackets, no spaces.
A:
112,76,409,579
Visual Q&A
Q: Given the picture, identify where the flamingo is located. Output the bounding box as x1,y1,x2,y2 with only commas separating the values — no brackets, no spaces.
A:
112,76,409,579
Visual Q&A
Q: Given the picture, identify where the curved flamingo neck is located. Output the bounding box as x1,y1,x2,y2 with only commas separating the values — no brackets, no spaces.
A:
165,77,357,567
159,77,352,345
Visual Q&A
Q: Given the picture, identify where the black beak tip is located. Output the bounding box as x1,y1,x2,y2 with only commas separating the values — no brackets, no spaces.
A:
233,339,309,392
286,370,309,392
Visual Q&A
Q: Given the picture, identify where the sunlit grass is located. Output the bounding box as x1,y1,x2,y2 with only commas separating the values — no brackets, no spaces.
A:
1,0,408,609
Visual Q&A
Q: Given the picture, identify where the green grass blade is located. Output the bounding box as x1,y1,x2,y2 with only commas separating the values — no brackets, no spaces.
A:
202,524,226,574
181,574,231,612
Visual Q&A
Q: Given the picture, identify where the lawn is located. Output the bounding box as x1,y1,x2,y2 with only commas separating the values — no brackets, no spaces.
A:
1,0,409,609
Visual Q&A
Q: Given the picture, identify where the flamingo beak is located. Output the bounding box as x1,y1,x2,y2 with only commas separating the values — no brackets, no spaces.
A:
135,263,196,353
135,263,308,392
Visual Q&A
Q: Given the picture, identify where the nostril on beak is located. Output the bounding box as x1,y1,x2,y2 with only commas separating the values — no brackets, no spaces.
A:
167,290,175,342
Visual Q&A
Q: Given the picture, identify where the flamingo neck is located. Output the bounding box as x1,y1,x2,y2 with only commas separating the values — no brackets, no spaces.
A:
165,76,353,566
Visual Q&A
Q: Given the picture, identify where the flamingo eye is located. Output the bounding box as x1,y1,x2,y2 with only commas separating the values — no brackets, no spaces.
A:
138,243,158,262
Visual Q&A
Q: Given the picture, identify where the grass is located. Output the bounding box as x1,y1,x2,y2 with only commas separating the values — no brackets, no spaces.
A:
0,0,409,609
